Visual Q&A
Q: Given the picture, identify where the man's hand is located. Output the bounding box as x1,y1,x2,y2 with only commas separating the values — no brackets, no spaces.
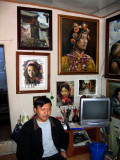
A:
61,151,67,159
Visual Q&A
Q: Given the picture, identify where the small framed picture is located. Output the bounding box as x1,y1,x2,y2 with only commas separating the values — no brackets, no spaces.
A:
105,14,120,79
17,6,52,50
78,79,97,96
106,80,120,119
57,81,74,106
16,52,50,94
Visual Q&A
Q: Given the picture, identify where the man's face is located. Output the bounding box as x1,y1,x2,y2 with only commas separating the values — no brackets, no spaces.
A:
34,103,51,122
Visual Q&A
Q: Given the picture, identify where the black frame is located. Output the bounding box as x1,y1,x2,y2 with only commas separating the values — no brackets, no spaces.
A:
17,6,52,50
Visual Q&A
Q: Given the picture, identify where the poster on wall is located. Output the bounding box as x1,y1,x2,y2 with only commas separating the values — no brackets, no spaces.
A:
105,14,120,79
16,52,50,94
57,81,74,106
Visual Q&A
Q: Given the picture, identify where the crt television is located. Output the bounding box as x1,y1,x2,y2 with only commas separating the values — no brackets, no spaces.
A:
80,98,110,127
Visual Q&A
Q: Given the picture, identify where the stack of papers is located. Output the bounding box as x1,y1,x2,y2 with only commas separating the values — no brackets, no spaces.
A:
73,130,91,147
67,122,83,130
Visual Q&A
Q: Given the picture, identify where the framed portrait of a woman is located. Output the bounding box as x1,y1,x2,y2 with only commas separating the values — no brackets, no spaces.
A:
16,52,50,94
57,81,74,106
58,15,99,75
106,80,120,119
105,14,120,79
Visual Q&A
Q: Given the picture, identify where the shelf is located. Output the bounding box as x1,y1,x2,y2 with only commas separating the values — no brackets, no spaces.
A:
66,127,100,157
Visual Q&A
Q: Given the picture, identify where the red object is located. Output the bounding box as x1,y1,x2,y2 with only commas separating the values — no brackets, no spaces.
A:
56,117,63,122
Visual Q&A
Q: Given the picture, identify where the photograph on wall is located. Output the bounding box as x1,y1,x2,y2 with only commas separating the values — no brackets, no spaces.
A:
78,79,97,96
105,14,120,79
57,81,74,106
106,80,120,118
58,15,99,75
17,6,52,50
16,52,50,94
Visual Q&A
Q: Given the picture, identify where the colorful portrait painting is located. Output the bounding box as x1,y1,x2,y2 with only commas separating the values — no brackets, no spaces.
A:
78,79,96,95
58,15,99,75
57,81,74,106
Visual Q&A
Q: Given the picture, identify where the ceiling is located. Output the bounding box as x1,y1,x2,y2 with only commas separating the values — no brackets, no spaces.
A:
10,0,120,17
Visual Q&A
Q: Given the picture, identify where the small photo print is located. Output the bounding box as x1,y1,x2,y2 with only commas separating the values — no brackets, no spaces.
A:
78,79,96,95
57,81,74,106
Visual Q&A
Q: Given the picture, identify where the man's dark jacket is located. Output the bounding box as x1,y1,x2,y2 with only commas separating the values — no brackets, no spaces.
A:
16,116,68,160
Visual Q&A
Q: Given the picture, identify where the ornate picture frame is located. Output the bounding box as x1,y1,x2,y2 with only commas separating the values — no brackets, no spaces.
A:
58,15,99,75
16,52,50,94
105,14,120,79
17,6,52,50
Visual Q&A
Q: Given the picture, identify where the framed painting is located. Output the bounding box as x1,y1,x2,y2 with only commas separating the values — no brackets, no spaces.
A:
78,79,97,96
106,80,120,119
16,52,50,94
17,6,52,50
57,81,74,106
105,14,120,79
58,14,99,75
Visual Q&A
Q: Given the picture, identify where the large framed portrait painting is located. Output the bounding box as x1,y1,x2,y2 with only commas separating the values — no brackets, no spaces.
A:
58,15,99,75
16,52,50,94
105,14,120,79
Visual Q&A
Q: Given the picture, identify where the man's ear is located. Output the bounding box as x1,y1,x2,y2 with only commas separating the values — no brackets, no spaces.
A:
33,107,37,113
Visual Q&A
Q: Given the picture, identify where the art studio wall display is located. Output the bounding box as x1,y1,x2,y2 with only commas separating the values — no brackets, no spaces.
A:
58,14,99,75
57,81,74,106
16,52,50,94
17,6,52,50
105,14,120,79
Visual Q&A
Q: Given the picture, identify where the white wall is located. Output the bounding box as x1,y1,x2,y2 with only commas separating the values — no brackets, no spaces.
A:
0,1,119,131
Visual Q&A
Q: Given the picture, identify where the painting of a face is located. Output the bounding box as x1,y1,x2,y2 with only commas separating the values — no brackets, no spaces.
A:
76,33,88,51
27,65,37,78
57,81,74,106
117,91,120,101
61,87,69,98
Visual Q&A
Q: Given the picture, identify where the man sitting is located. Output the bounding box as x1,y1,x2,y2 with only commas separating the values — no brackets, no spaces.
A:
16,96,68,160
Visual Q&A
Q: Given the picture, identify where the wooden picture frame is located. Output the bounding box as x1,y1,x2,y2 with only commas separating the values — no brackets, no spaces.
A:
17,6,52,50
106,80,120,119
58,15,99,75
105,14,120,79
16,52,50,94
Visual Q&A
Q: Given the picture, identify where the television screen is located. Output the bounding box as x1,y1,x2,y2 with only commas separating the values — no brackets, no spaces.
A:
80,98,110,127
